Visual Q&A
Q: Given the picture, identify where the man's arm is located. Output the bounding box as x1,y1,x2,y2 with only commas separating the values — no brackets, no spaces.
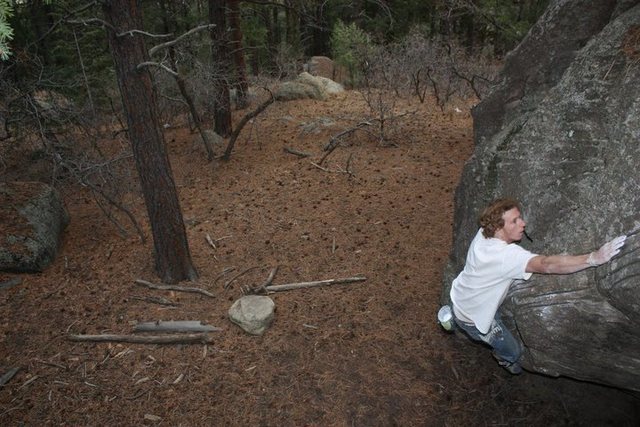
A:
526,254,591,274
526,235,627,275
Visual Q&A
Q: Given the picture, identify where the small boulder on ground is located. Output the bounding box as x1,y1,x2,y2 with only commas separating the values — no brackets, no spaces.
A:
228,295,275,335
0,181,69,273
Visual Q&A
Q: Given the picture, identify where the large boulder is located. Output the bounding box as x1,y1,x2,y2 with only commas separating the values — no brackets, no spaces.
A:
305,56,349,85
443,1,640,391
0,181,69,272
275,72,344,101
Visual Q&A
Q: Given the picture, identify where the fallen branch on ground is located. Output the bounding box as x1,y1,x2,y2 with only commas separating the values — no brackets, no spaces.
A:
224,266,259,290
242,266,279,294
0,278,21,291
134,279,215,298
133,321,222,333
319,122,371,165
68,333,215,344
0,367,19,387
131,295,179,306
263,276,367,292
284,146,311,158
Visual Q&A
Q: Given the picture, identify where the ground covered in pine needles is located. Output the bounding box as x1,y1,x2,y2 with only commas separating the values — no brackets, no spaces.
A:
1,90,639,425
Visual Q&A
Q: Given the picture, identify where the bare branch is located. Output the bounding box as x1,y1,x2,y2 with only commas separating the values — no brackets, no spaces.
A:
136,61,179,77
149,24,217,57
117,29,173,39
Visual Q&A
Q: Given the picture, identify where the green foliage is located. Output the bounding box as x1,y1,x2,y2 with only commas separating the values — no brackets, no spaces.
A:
330,20,372,87
0,0,14,60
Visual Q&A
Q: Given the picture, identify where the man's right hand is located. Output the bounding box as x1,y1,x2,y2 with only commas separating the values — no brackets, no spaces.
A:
588,235,627,266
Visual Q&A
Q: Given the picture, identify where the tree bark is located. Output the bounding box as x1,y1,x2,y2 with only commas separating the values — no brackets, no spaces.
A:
102,0,198,284
209,0,233,137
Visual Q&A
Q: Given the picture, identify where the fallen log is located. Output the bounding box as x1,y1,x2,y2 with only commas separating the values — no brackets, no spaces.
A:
68,333,214,345
133,321,222,333
265,276,366,292
134,279,215,298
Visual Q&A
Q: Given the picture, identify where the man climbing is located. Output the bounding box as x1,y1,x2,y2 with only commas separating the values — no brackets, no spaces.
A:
449,198,626,374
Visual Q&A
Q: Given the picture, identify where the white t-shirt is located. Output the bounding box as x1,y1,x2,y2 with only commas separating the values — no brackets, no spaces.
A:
450,229,537,334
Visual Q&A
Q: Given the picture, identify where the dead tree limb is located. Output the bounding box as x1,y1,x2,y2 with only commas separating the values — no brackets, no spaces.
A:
68,333,214,345
133,321,222,333
134,279,215,298
265,276,366,292
243,266,279,294
319,122,371,165
222,88,275,160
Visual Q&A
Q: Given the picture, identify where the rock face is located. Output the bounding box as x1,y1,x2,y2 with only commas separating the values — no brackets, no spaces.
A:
443,1,640,391
0,181,69,272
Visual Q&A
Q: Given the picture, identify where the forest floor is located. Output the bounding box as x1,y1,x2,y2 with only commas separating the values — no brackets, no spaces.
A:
1,89,639,426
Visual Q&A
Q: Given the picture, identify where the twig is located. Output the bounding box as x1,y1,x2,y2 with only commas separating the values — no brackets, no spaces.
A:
133,321,222,333
319,122,371,165
283,146,311,158
224,266,259,290
130,295,179,307
310,161,330,172
243,266,279,294
136,61,179,76
265,276,367,292
0,367,19,387
68,333,215,344
134,279,215,298
18,375,39,390
213,267,236,285
205,234,216,249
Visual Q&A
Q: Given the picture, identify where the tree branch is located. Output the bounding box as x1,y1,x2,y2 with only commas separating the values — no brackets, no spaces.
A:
149,24,217,56
136,61,179,76
68,333,215,344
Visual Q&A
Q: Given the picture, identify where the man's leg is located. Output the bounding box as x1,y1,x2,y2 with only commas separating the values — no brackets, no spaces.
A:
454,314,523,374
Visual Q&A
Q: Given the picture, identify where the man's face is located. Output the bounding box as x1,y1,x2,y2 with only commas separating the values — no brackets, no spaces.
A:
495,207,526,243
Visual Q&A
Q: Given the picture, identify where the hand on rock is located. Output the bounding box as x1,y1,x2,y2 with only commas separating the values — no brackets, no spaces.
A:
588,235,627,266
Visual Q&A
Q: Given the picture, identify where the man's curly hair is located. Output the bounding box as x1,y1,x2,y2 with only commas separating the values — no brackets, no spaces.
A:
479,198,521,238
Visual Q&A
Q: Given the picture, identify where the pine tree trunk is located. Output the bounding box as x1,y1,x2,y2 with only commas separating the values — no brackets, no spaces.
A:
102,0,198,284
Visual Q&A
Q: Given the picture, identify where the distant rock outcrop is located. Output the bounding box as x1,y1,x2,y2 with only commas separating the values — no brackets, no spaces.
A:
443,0,640,391
0,181,69,272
